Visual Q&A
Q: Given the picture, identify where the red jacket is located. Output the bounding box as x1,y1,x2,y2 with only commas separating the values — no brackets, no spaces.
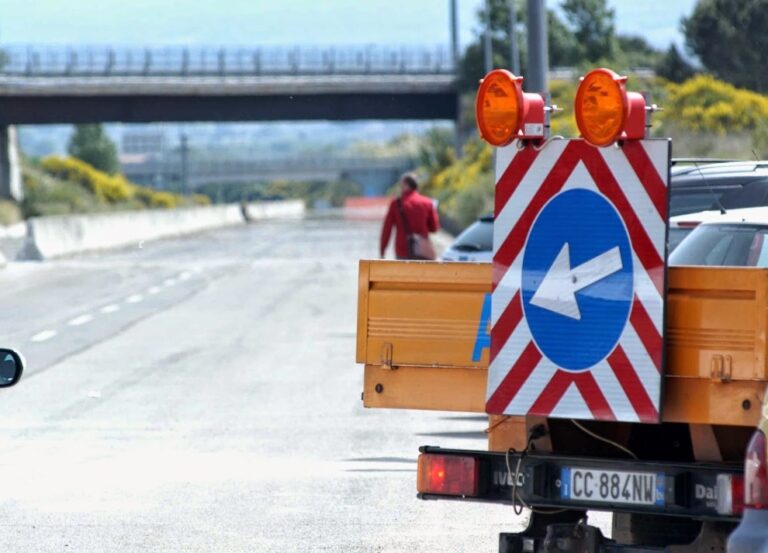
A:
380,189,439,258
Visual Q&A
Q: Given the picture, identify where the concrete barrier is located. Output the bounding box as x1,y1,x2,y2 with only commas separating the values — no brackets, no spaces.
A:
19,200,305,260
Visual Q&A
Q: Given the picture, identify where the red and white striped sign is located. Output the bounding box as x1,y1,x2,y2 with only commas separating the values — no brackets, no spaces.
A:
486,139,669,422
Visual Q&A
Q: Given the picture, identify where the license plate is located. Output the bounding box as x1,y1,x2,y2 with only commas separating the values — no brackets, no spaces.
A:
560,467,665,507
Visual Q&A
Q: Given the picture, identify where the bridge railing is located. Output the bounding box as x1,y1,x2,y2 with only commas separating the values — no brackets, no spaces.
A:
123,155,417,175
0,45,455,76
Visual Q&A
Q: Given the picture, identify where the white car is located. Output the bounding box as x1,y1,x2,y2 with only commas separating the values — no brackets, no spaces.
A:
669,208,735,251
441,216,493,263
669,206,768,261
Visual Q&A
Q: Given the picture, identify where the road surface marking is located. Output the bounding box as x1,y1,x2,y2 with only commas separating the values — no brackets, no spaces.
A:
163,278,177,287
100,304,120,314
148,286,161,295
126,294,144,304
68,314,94,326
31,330,57,343
179,271,192,281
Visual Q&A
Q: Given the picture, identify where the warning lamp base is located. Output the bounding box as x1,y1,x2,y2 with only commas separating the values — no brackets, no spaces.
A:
521,92,546,140
623,92,647,141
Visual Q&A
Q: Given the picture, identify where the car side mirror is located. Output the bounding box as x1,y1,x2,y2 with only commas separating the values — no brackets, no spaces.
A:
0,349,23,388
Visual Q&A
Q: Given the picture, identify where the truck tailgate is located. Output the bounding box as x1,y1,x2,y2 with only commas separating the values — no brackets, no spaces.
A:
357,260,768,426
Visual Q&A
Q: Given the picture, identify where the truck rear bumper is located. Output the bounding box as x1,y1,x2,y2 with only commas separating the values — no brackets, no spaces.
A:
418,446,742,522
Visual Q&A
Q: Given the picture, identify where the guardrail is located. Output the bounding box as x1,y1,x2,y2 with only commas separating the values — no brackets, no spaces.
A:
0,45,455,77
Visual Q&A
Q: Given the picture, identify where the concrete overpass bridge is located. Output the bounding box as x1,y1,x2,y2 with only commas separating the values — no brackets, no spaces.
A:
0,45,458,124
0,45,458,200
122,154,415,196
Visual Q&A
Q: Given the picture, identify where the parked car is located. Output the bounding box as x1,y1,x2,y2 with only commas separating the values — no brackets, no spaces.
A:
670,160,768,217
669,208,768,267
668,160,768,249
440,215,493,262
669,205,768,252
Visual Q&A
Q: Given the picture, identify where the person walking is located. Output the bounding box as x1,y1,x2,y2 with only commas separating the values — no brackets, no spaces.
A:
379,172,440,260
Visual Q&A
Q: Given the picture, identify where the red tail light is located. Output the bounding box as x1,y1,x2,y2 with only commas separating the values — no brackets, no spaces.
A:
417,454,479,497
745,430,768,509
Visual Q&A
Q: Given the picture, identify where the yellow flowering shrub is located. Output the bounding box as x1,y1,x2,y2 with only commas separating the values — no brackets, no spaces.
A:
40,156,135,202
663,75,768,134
39,156,206,210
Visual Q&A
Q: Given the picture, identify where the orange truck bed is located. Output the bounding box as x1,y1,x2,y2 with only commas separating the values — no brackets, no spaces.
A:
357,260,768,428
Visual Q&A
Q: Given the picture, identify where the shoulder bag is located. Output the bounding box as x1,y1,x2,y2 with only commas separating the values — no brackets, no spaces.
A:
396,198,436,260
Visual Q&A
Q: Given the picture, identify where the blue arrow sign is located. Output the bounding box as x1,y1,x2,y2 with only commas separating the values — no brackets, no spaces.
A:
521,188,634,371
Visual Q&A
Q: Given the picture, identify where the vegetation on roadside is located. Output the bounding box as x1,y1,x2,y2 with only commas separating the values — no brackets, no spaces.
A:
0,200,22,225
67,124,121,175
21,156,209,218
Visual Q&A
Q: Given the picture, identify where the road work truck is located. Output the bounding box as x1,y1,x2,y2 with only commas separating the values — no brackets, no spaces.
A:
356,68,768,552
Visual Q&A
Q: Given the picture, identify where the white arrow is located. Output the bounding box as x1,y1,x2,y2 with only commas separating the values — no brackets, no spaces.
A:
530,243,623,320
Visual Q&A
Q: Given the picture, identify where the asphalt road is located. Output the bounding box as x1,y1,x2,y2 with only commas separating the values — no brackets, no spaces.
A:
0,213,544,552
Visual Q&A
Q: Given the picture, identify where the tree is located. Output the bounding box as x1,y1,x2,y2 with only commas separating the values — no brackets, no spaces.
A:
67,124,120,174
561,0,616,63
548,10,583,67
683,0,768,92
457,0,582,91
655,44,696,83
418,127,456,178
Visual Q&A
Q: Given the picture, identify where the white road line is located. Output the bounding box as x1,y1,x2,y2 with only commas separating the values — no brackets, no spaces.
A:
148,286,161,295
163,278,177,287
179,271,192,281
68,314,94,326
100,304,120,314
126,294,144,304
31,330,57,343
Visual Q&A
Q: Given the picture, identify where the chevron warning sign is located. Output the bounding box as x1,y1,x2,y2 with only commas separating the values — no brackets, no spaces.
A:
486,138,669,423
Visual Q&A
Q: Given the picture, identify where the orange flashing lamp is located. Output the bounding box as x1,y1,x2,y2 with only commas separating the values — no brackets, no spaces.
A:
476,69,546,145
574,68,647,147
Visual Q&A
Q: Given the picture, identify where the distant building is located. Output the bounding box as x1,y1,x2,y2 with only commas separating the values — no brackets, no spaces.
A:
121,130,167,156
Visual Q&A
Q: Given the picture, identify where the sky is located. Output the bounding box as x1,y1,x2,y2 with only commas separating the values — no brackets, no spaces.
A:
1,0,697,51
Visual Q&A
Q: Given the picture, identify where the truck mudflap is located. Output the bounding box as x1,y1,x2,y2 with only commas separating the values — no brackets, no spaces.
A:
417,446,742,522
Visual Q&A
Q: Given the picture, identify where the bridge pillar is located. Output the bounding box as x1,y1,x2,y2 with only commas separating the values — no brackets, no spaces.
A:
0,126,23,202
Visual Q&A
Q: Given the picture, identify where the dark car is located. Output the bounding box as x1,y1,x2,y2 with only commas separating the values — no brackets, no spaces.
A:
670,160,768,216
662,160,768,250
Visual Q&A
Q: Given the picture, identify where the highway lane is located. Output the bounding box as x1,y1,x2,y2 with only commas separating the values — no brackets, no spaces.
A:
0,213,541,552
